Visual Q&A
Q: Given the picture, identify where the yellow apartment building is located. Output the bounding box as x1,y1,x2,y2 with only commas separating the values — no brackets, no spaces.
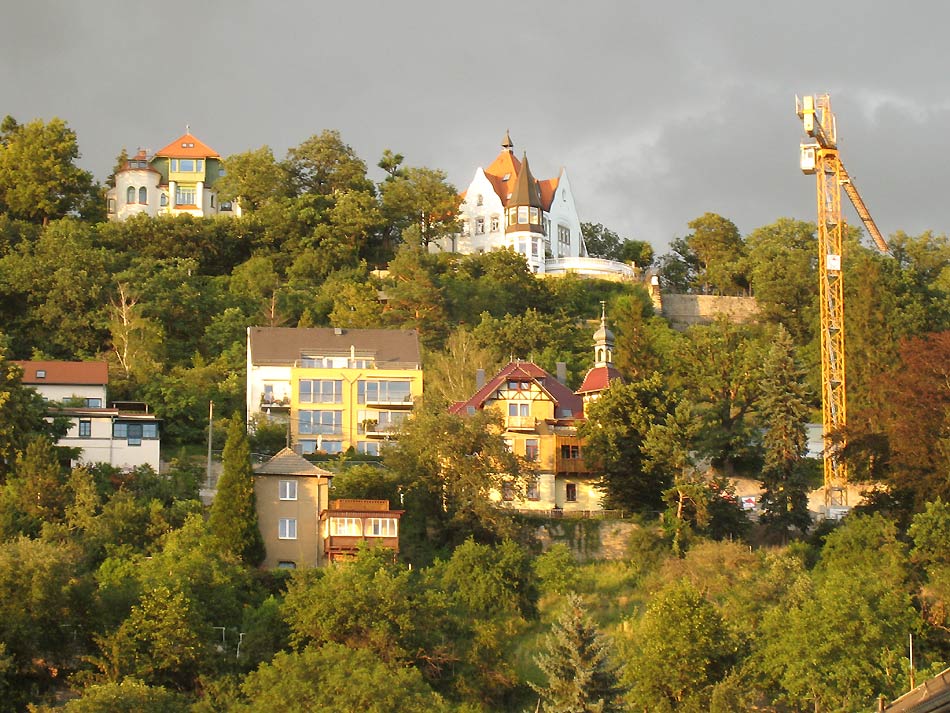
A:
246,327,423,456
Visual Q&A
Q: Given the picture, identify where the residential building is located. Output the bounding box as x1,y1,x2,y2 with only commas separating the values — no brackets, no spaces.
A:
253,449,403,568
246,327,423,456
439,132,636,280
14,360,161,471
320,499,404,563
450,360,599,512
253,447,332,569
106,130,238,221
448,312,622,513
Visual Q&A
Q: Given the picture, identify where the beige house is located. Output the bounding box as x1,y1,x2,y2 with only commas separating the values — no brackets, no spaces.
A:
253,450,404,568
254,448,332,569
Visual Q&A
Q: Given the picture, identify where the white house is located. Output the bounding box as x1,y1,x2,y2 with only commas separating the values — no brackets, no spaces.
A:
437,132,634,279
106,131,239,221
14,361,161,472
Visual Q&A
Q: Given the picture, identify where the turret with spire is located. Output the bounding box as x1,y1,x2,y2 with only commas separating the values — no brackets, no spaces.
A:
505,152,544,234
576,302,623,403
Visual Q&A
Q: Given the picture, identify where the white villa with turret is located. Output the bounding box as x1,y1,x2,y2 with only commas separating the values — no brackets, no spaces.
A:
435,132,635,280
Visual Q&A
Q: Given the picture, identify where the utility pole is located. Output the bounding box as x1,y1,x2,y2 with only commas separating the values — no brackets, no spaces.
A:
207,400,214,486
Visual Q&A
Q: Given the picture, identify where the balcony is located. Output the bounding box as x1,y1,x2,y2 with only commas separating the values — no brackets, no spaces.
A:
260,395,291,411
364,394,415,408
556,456,590,475
506,416,537,431
360,420,402,438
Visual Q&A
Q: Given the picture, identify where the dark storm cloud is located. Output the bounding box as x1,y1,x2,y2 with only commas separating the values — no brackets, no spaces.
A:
2,1,949,254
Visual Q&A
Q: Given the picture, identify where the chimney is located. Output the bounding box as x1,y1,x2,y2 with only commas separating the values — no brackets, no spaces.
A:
475,369,486,390
556,362,567,384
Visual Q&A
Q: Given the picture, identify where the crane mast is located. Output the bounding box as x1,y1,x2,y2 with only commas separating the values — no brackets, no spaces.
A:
796,94,889,511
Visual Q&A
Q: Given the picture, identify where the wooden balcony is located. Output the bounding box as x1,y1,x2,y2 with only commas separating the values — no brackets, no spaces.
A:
556,456,591,475
324,535,400,562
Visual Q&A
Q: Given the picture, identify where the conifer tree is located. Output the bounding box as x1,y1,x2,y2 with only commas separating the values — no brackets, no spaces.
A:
531,594,626,713
758,326,812,538
209,413,265,565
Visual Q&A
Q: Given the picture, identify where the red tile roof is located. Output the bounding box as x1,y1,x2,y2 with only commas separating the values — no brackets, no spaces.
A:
480,146,562,210
449,361,583,420
154,132,220,159
538,177,559,211
483,149,522,207
576,364,624,394
13,361,108,385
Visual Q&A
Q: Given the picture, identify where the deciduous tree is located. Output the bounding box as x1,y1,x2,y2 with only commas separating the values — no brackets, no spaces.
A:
0,116,96,224
286,130,373,197
578,375,674,512
215,145,291,211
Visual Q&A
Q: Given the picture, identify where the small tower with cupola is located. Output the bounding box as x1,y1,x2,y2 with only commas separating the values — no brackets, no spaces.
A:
576,302,623,405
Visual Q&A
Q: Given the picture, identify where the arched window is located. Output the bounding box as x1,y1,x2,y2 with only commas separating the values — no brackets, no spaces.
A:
160,193,168,207
138,187,147,204
126,186,135,203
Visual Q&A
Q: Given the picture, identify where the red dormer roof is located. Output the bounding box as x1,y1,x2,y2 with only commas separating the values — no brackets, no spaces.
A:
13,360,109,386
118,148,161,175
576,364,623,395
155,132,220,159
449,361,584,420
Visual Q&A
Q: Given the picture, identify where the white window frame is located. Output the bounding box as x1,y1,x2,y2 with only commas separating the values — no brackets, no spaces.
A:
278,518,297,539
366,517,397,537
329,517,362,536
279,480,298,501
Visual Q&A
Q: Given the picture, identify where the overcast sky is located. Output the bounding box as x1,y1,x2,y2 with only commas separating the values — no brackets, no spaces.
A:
3,1,949,254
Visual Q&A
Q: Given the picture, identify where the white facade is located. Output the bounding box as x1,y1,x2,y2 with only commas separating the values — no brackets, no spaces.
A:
247,363,293,424
32,381,107,407
59,410,161,472
110,168,164,221
544,169,585,261
436,138,632,279
15,360,161,472
443,164,587,274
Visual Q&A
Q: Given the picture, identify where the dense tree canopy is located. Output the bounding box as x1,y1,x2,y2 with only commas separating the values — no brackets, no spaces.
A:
0,114,947,712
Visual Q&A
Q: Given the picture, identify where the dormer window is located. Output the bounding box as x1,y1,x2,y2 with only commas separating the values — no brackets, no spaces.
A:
502,173,510,181
182,142,195,148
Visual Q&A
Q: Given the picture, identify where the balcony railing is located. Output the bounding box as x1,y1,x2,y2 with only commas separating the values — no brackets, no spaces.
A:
556,457,590,474
364,395,415,408
260,395,291,410
360,421,402,438
506,416,537,431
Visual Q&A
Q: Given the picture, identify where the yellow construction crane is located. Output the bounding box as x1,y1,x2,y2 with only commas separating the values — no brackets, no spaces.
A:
796,93,889,511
